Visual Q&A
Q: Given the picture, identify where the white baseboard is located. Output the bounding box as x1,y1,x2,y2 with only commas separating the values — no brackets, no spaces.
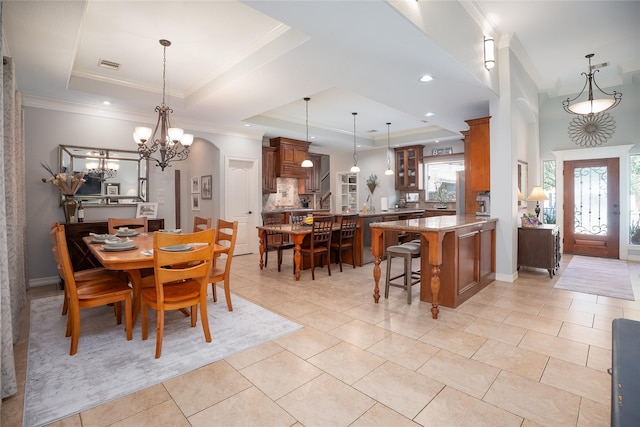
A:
496,272,517,283
29,276,60,288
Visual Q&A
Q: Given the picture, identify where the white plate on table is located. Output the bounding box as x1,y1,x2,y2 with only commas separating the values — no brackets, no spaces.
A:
115,230,139,237
158,229,182,234
90,234,115,243
141,249,154,256
101,244,138,252
159,244,194,252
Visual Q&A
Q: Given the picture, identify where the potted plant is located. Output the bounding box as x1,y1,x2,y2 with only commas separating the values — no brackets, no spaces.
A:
366,174,378,194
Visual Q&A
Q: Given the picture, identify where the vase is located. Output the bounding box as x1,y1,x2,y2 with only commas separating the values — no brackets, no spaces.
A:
62,194,78,223
367,183,377,194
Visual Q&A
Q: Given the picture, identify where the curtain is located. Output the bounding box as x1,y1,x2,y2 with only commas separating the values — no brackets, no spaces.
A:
1,4,28,401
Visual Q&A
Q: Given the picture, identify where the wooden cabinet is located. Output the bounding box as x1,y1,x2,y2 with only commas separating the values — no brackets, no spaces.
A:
299,153,322,194
63,219,164,272
262,146,277,193
269,137,310,178
394,145,423,190
424,209,456,217
517,224,561,278
463,116,491,215
420,219,496,308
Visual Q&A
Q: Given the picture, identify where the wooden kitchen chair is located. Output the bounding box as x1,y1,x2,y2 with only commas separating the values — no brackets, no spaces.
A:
299,215,334,280
193,216,212,232
53,224,132,355
141,228,215,358
329,213,359,271
208,219,238,311
50,222,121,316
261,211,294,272
107,216,148,234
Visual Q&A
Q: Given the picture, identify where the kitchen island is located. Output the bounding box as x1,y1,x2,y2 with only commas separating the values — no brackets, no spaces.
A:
370,215,497,319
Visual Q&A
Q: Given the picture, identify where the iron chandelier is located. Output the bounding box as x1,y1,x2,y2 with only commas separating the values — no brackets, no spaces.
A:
563,53,622,116
133,39,193,171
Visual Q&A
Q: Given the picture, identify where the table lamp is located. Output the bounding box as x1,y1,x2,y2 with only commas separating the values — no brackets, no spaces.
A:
526,186,548,218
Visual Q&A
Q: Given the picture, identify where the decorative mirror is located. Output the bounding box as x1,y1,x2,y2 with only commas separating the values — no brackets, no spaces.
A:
518,160,528,208
59,145,148,207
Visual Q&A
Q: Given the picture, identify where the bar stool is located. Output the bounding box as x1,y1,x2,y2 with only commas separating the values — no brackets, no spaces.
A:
385,242,421,304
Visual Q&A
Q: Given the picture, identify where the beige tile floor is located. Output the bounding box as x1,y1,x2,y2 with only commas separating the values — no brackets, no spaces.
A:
4,252,640,426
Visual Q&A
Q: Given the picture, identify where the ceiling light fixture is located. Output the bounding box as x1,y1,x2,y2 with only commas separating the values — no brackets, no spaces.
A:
301,97,313,168
133,39,193,171
350,112,360,173
563,53,622,116
86,151,119,180
484,36,495,70
384,122,394,176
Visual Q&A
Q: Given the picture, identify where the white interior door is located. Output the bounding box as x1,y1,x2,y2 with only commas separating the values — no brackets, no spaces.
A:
225,157,257,255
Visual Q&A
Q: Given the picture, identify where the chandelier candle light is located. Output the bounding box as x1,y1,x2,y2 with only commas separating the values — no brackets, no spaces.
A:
563,53,622,116
350,112,360,173
133,39,193,171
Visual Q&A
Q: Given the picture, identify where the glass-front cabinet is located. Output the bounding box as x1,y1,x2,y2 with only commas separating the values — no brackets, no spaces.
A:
395,145,423,190
337,172,358,212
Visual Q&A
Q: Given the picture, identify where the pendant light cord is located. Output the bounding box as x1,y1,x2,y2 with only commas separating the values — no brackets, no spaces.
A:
352,112,358,166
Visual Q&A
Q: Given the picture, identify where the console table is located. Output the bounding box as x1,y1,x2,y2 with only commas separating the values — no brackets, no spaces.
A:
63,219,164,272
517,224,560,278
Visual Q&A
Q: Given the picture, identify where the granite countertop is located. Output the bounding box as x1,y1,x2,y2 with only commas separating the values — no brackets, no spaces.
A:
370,214,497,232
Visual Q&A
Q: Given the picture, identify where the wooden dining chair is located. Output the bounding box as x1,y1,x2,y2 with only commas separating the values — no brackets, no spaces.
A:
299,215,334,280
141,228,215,358
208,219,238,311
193,216,212,232
53,224,132,355
289,211,308,226
107,217,148,234
261,212,294,272
329,213,359,272
50,222,122,316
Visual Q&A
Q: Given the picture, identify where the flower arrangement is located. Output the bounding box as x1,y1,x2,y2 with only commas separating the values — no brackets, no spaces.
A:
521,212,540,228
366,174,378,194
41,163,86,195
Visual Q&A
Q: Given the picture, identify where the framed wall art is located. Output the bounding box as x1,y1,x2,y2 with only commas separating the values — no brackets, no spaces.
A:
201,175,212,199
105,182,120,204
136,202,158,219
191,176,200,194
191,194,201,211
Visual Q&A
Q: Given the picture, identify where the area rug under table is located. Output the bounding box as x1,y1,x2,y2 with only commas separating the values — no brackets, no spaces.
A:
23,294,302,427
554,255,635,301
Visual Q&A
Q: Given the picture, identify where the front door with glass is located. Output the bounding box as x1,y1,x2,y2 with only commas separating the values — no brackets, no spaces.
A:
563,158,620,258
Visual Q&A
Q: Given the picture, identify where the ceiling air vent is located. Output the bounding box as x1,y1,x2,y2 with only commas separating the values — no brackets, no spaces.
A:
98,59,120,71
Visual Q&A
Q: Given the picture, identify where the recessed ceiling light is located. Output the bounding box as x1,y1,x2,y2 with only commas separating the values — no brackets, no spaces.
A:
243,123,252,127
102,101,111,105
419,75,434,82
425,112,435,117
310,136,316,139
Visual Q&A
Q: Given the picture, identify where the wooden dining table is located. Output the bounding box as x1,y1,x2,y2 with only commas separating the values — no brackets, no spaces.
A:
256,222,342,281
83,232,229,323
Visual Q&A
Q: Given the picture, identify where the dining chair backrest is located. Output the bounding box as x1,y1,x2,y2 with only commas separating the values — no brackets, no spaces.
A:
262,212,286,238
108,217,148,234
193,216,212,232
214,219,238,259
208,219,239,311
153,229,215,297
309,215,334,248
337,213,358,243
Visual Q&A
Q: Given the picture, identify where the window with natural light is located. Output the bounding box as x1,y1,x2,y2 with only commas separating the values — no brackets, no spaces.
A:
424,158,464,202
630,154,640,245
